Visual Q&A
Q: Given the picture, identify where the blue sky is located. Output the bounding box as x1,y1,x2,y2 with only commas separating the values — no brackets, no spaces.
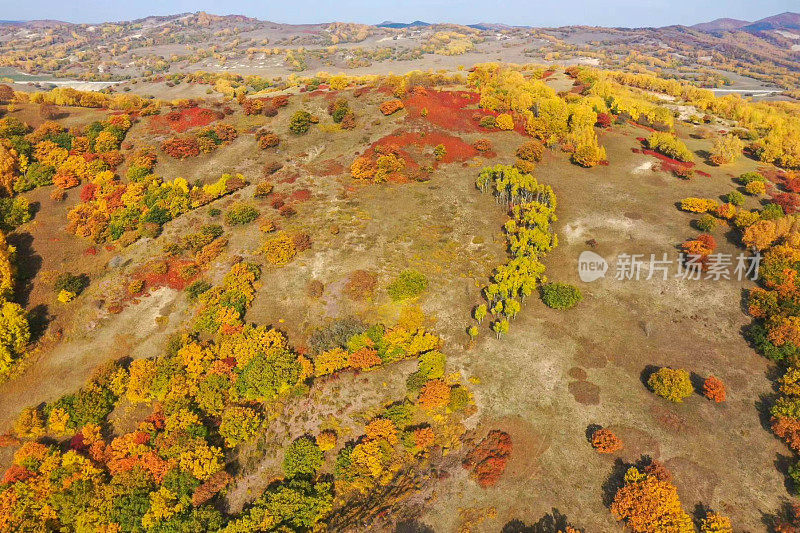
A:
3,0,797,27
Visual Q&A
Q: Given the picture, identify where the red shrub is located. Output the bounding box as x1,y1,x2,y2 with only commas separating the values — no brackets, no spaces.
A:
643,460,672,482
774,193,800,214
702,375,726,402
161,137,200,159
773,417,800,453
462,430,512,487
473,139,492,151
2,465,33,484
596,113,613,128
591,428,623,453
80,183,98,202
786,179,800,193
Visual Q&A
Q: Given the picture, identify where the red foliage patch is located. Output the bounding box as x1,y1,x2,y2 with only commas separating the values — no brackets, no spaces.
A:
402,89,494,132
635,138,705,176
363,130,483,180
149,107,220,134
462,430,512,488
290,189,311,202
759,166,800,209
2,465,33,484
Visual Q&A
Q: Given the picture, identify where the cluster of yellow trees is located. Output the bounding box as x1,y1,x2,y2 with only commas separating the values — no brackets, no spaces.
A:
597,68,800,169
0,231,29,378
468,64,606,166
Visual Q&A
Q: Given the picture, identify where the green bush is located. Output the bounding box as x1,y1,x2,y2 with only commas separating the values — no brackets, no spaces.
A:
738,171,765,185
696,214,717,232
15,163,54,192
725,190,745,206
387,270,428,301
647,367,693,402
479,116,496,129
289,110,312,134
185,280,212,301
762,203,785,220
540,283,582,310
789,460,800,493
283,437,323,478
225,203,259,225
54,273,89,296
0,197,32,231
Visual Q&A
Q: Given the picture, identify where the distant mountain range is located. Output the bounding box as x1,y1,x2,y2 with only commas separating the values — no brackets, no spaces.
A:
691,11,800,33
376,20,430,29
2,11,800,34
378,12,800,33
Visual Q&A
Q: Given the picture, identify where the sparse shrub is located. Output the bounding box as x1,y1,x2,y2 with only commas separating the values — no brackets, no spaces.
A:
479,115,496,129
345,270,377,301
516,140,544,162
256,130,279,149
473,139,492,151
127,279,145,295
307,279,324,299
648,367,693,402
738,171,765,186
253,181,274,198
309,318,366,353
672,167,694,179
289,110,312,134
262,231,297,265
541,283,582,310
54,273,88,296
696,214,717,232
387,270,428,301
225,203,259,225
433,144,446,161
161,137,200,159
725,190,745,206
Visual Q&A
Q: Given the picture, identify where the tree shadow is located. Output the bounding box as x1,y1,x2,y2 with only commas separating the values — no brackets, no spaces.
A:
738,288,752,315
601,458,630,508
501,508,570,533
585,423,602,443
689,371,706,394
395,519,435,533
774,452,795,494
7,232,41,308
639,364,659,389
756,392,780,432
27,304,51,344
